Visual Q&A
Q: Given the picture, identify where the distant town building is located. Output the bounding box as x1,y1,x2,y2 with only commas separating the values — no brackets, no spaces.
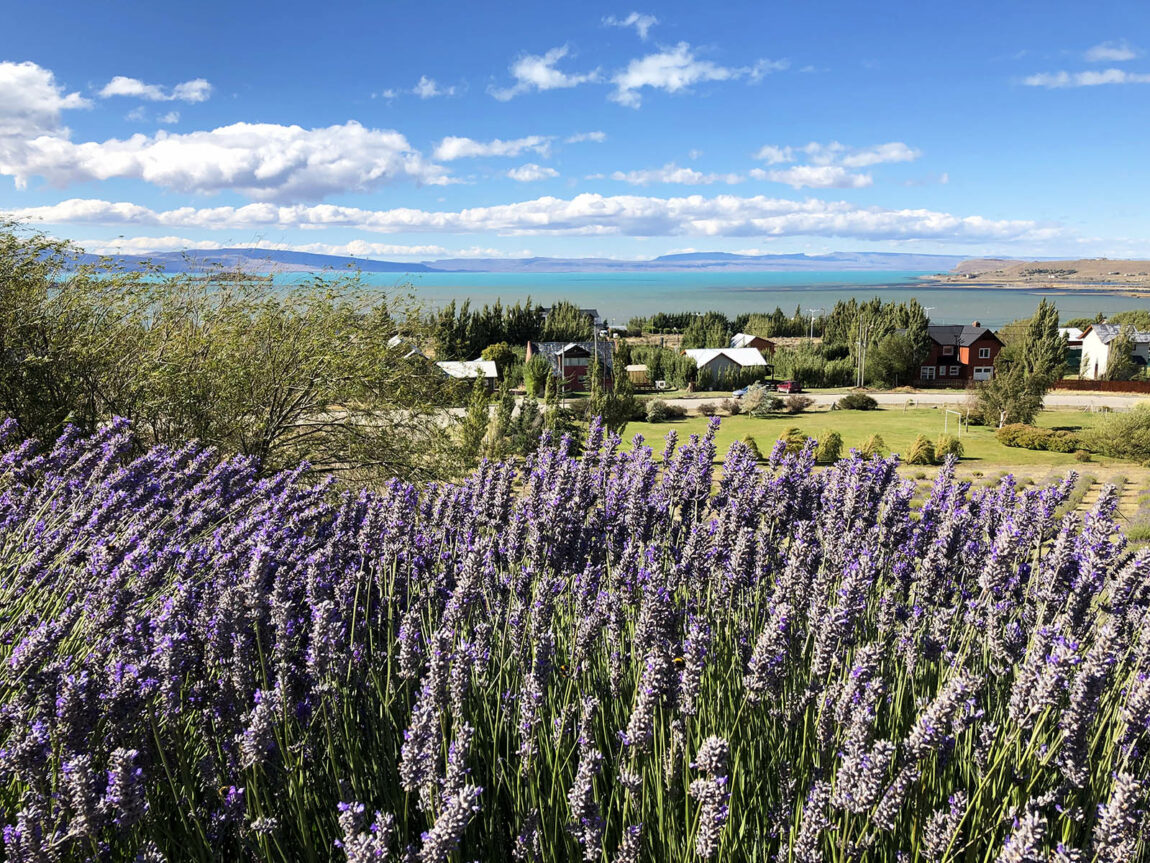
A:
436,359,499,391
730,332,776,353
918,323,1003,384
1078,323,1150,379
526,340,614,389
625,363,650,386
683,347,769,378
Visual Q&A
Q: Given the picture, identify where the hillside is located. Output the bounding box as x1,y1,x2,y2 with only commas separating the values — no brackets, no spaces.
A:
932,257,1150,292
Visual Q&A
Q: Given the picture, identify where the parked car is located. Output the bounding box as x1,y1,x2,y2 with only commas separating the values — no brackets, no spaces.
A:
776,380,803,394
732,387,749,398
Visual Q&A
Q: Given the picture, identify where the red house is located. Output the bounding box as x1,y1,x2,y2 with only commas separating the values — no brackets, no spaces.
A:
526,341,614,389
917,323,1003,384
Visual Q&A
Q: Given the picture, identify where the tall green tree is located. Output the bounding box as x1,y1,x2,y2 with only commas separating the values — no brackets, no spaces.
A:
1104,326,1139,381
541,301,593,341
978,299,1065,425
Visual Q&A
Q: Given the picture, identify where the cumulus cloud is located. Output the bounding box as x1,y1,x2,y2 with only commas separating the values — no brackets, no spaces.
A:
565,130,607,143
1,120,451,200
610,42,784,107
1023,68,1150,87
753,145,794,165
412,76,457,98
507,163,559,182
158,111,180,124
1085,40,1138,62
603,12,658,40
489,45,600,100
99,76,212,103
751,165,873,189
10,193,1064,245
433,135,552,160
610,163,742,185
0,61,90,140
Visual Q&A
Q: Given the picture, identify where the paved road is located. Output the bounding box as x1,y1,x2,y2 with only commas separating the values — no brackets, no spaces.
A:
660,391,1145,412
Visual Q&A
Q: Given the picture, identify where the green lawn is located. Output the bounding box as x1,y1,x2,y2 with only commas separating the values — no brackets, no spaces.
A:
622,407,1118,469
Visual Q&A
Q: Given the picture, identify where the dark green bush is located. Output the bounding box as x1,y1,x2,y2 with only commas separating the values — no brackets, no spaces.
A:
935,434,964,460
645,399,687,423
996,423,1080,452
906,435,936,465
836,392,879,411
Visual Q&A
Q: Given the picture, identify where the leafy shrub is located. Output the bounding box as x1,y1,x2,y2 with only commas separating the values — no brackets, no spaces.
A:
784,394,815,414
697,401,719,417
836,392,878,411
779,426,807,455
645,399,687,423
906,434,936,465
1075,449,1092,462
740,434,762,460
858,434,886,458
1079,405,1150,461
720,398,741,416
935,435,964,460
815,431,843,464
996,423,1079,453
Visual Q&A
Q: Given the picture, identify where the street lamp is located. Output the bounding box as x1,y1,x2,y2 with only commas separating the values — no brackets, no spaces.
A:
806,307,825,341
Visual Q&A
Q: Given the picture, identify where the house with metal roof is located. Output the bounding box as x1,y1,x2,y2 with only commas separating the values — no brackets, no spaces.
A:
1079,323,1150,379
436,359,499,391
526,341,614,389
730,333,776,353
917,323,1003,384
683,347,769,378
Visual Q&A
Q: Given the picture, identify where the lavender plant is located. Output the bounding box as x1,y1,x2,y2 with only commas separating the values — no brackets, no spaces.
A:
0,415,1147,862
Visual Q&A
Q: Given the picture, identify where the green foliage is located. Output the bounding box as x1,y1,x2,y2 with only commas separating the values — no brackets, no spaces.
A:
630,345,697,389
1109,309,1150,330
836,392,879,411
645,399,686,423
459,376,491,465
934,434,965,460
740,434,762,460
511,395,544,457
432,297,545,360
0,222,457,482
995,423,1080,453
779,426,807,454
815,431,843,464
906,434,936,465
587,356,639,434
859,433,886,458
1079,405,1150,461
681,311,732,349
541,300,593,341
523,355,554,397
1105,326,1139,381
978,301,1064,426
480,341,517,375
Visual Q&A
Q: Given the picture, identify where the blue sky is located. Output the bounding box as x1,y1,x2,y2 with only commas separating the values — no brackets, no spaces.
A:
1,0,1148,260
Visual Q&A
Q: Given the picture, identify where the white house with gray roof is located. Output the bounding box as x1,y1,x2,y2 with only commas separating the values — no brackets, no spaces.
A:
1079,323,1150,379
683,347,769,378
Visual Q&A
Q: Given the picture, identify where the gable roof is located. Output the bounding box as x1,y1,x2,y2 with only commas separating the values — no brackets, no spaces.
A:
927,325,1001,347
730,332,773,349
1085,322,1150,344
529,340,614,370
436,360,498,380
683,347,768,368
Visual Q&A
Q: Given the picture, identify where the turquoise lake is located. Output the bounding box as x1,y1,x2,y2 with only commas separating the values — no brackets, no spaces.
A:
275,269,1150,327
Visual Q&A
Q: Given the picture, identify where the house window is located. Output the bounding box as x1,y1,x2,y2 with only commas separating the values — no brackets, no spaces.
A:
950,365,960,376
563,356,588,366
942,345,954,356
938,365,947,376
978,347,991,359
920,366,935,380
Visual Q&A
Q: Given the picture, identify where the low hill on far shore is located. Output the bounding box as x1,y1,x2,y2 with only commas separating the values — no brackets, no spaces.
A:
934,258,1150,292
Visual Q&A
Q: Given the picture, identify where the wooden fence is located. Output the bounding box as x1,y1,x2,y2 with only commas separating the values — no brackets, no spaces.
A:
1053,379,1150,394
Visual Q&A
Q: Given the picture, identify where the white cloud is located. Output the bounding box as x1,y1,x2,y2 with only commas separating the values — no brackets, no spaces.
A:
610,163,742,185
489,45,600,100
379,88,399,99
11,193,1064,245
753,145,794,165
751,165,873,189
0,61,90,140
412,76,457,98
1,120,450,200
99,76,212,103
603,12,658,40
507,163,559,182
1023,68,1150,87
1085,40,1138,62
158,111,180,125
610,42,783,107
433,135,552,160
565,131,607,143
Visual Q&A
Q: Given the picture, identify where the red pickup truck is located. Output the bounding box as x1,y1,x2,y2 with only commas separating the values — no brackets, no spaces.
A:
776,380,803,394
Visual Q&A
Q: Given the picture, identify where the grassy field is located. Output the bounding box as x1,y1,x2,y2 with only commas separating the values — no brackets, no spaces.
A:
623,407,1113,468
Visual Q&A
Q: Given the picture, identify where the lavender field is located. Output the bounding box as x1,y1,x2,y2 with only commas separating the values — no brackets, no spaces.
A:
0,415,1147,862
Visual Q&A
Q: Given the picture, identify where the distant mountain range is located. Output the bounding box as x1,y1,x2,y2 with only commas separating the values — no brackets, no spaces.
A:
76,248,979,274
